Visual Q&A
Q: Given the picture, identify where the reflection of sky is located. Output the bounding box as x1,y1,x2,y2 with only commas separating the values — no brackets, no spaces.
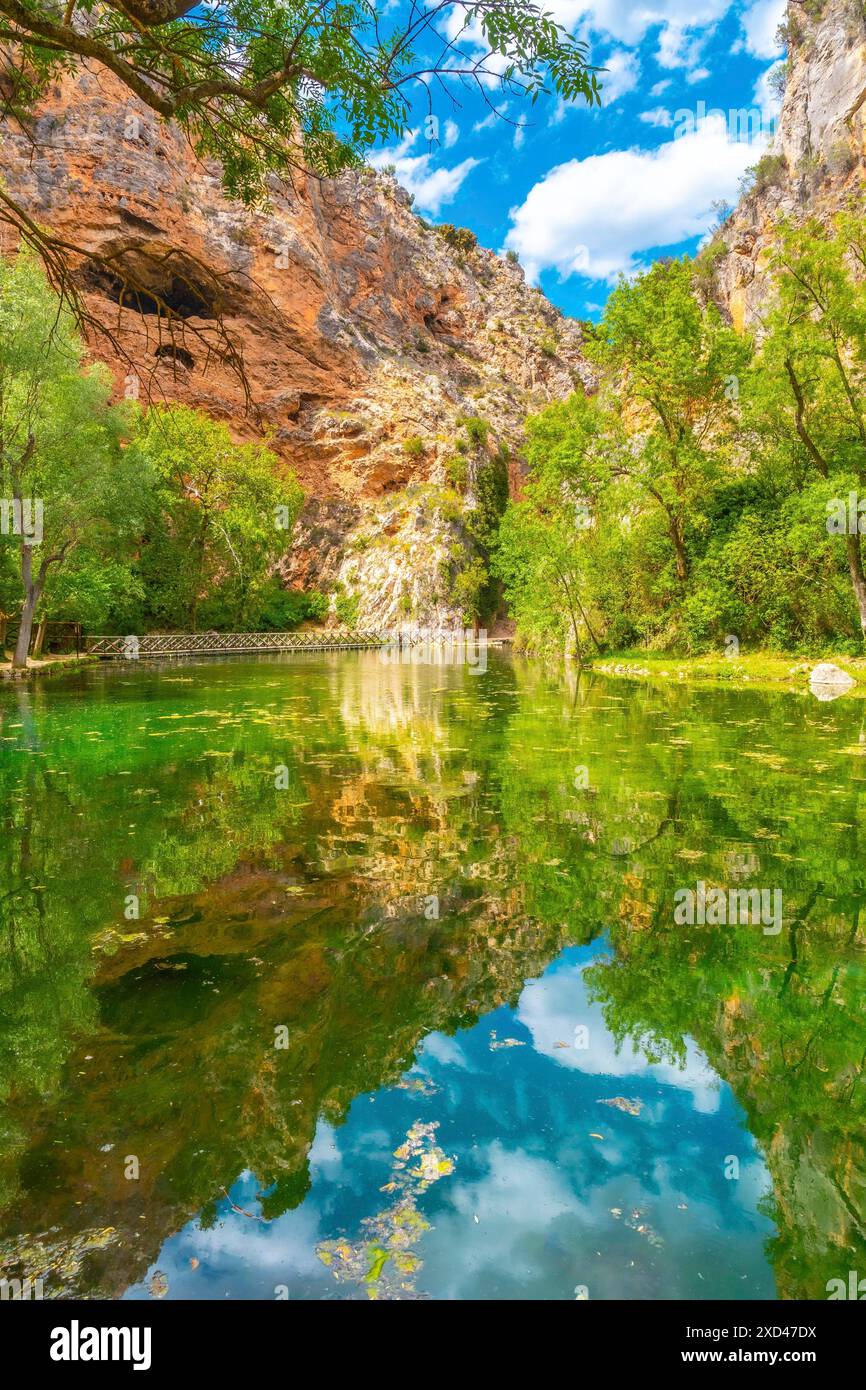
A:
125,943,776,1302
517,942,722,1111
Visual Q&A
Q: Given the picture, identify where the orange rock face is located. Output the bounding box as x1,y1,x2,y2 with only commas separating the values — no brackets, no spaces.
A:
1,67,591,618
0,69,590,496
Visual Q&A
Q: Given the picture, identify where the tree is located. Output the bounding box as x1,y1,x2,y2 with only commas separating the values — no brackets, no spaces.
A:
495,493,602,660
0,1,600,371
133,404,303,630
583,259,750,584
749,214,866,637
0,254,146,666
498,260,757,655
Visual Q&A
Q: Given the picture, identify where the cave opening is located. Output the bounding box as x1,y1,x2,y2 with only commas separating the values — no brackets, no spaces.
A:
82,254,219,320
154,343,195,369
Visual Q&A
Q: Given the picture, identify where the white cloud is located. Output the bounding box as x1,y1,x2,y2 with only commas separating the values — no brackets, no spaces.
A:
741,0,786,58
598,47,640,104
532,0,729,50
443,118,460,148
657,22,706,70
639,106,674,126
505,114,763,283
651,78,673,96
473,105,507,133
441,3,726,96
687,66,711,84
516,960,722,1111
418,1031,471,1069
369,128,481,214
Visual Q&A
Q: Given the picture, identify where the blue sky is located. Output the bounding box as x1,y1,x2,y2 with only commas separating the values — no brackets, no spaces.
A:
368,0,787,318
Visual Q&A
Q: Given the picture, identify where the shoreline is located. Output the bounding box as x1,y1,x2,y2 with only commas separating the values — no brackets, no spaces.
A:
4,644,865,700
1,653,99,681
585,651,866,695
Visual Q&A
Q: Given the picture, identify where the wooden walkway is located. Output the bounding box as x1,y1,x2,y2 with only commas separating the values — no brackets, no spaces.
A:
86,630,386,659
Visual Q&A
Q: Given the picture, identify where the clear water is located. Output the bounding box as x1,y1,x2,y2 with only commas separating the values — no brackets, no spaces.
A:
1,651,864,1300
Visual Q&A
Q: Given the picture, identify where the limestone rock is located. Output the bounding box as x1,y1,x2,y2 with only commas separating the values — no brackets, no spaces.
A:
713,0,866,333
0,69,593,625
809,661,856,699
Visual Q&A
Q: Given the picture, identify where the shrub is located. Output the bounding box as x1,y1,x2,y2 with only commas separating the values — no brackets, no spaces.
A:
258,581,328,629
334,590,360,628
436,224,478,255
445,455,468,490
740,152,788,198
827,138,856,177
457,415,489,449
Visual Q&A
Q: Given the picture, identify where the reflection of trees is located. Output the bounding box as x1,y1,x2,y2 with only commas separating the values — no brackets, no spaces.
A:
2,658,866,1298
584,886,866,1298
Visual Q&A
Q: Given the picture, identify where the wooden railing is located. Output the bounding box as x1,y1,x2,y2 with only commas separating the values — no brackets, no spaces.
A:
86,630,387,659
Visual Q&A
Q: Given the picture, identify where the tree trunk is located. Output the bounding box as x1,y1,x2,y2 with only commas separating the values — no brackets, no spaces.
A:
12,545,42,670
846,533,866,638
670,519,688,582
31,616,48,658
188,520,209,632
13,589,38,668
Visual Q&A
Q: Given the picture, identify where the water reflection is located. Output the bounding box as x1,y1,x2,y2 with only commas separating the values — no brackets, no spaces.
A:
0,652,864,1299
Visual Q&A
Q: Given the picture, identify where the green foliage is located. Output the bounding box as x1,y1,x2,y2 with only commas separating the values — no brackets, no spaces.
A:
740,152,788,198
253,580,327,630
402,436,425,459
334,589,361,628
692,237,728,298
499,220,866,658
0,254,147,661
0,257,307,656
445,455,469,491
457,415,490,450
436,225,479,255
2,3,600,212
131,404,302,631
467,448,510,549
448,554,488,626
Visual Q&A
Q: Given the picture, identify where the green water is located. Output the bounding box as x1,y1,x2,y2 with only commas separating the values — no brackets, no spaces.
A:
0,651,864,1301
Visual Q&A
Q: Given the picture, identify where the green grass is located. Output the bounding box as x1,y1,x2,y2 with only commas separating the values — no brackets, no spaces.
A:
588,649,866,692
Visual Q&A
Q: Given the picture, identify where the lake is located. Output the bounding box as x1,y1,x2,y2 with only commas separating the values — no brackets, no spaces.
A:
0,650,864,1300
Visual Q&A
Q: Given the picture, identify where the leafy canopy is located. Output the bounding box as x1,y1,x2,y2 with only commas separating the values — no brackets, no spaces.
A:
0,1,599,208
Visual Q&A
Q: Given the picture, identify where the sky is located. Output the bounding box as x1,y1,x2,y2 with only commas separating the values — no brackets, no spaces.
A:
368,0,788,319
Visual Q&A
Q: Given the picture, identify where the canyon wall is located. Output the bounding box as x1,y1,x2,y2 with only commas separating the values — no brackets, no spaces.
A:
714,0,866,330
0,65,591,628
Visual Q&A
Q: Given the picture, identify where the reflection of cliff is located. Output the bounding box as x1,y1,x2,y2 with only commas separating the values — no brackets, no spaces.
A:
0,843,575,1297
3,659,866,1298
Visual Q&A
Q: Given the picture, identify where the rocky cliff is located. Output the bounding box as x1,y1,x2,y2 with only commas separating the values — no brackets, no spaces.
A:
714,0,866,330
0,66,591,629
